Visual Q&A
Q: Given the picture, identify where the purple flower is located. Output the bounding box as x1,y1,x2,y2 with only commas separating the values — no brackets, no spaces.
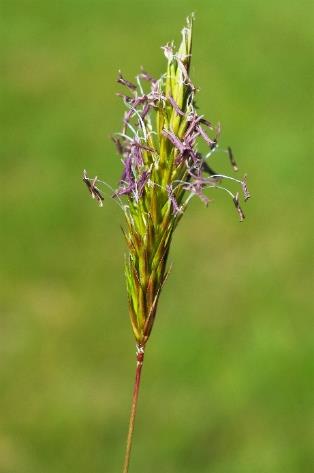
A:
166,185,182,215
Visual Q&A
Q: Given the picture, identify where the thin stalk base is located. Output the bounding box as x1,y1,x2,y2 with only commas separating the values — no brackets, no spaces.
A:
122,345,145,473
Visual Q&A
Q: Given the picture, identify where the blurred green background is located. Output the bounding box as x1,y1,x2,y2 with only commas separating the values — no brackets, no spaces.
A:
0,1,312,472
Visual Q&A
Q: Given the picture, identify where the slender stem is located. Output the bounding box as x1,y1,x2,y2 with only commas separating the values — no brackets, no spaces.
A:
122,345,145,473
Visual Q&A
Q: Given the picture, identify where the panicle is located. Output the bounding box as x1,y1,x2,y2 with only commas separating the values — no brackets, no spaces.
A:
83,15,250,346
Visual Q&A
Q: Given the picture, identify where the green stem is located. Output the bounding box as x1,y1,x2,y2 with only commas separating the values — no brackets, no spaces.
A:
122,346,145,473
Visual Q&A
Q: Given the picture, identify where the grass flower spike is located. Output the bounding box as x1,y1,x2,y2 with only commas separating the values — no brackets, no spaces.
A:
83,15,249,473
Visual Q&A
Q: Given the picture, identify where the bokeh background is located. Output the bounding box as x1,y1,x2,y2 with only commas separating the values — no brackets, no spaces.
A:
1,1,312,472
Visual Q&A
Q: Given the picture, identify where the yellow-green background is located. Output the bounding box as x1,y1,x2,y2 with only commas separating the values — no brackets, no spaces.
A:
0,1,312,472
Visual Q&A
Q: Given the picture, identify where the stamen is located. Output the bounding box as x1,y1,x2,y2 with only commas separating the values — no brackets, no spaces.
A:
197,125,216,147
162,129,185,154
168,95,185,116
227,147,238,171
232,192,245,221
241,174,251,201
161,43,174,61
166,184,183,215
117,71,137,92
82,170,104,207
138,68,157,83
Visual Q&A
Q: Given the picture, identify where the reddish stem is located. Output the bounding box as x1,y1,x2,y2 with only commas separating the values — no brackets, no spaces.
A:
122,346,145,473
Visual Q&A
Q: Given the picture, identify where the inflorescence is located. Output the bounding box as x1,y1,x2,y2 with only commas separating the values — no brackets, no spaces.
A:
83,15,250,346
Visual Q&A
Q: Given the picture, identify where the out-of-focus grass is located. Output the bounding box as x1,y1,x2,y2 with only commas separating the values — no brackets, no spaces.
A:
0,1,312,472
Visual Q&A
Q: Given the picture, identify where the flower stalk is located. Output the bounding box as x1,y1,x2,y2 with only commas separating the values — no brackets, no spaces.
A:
83,14,249,473
122,346,145,473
